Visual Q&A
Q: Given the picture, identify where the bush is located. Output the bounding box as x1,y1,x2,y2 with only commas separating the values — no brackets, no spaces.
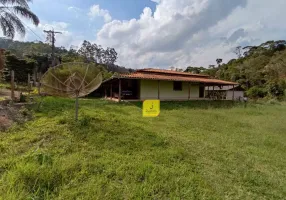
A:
267,99,280,105
267,80,286,99
246,86,267,99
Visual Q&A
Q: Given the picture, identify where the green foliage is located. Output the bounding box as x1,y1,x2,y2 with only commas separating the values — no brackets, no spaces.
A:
0,0,39,39
0,49,4,71
1,97,286,199
203,40,286,99
267,80,285,98
78,40,118,65
0,38,64,57
2,52,35,83
0,38,132,80
246,86,267,99
184,66,206,74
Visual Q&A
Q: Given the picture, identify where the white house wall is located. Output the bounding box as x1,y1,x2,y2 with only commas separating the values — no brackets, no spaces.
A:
226,91,244,100
140,80,200,100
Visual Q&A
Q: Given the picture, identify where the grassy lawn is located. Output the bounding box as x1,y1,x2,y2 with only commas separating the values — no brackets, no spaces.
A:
0,97,286,199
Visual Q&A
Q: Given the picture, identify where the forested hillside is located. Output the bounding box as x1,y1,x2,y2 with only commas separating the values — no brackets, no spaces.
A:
1,38,286,99
186,40,286,99
0,38,133,81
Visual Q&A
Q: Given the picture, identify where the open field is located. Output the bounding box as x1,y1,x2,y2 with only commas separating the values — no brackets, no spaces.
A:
0,97,286,199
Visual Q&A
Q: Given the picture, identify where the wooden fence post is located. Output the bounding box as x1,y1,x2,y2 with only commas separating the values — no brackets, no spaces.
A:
38,73,42,95
11,70,15,101
28,73,31,95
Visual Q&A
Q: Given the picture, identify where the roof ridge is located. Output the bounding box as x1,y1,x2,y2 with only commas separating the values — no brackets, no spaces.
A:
136,68,209,77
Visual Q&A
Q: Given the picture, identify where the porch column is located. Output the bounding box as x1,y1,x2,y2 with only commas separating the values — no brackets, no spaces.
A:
119,79,122,102
208,86,210,99
213,85,214,100
188,82,191,100
110,84,112,99
203,83,206,99
232,85,235,101
158,80,160,100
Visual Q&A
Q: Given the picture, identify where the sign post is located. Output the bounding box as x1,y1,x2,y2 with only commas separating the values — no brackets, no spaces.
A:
143,100,160,117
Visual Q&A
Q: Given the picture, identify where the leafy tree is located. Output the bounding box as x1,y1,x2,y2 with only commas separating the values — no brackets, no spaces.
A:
185,66,205,74
233,46,242,58
246,86,267,99
77,40,95,62
77,40,118,65
0,48,4,71
103,47,118,65
216,58,223,66
202,40,286,99
0,0,39,38
3,51,35,83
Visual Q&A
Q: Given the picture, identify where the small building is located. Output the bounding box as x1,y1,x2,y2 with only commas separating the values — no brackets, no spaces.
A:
205,85,244,100
100,68,238,101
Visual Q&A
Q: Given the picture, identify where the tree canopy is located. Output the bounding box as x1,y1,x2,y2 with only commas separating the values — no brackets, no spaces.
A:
0,38,132,82
0,0,39,38
202,40,286,99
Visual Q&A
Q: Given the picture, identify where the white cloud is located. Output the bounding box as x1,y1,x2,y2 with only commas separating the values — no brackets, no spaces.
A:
95,0,286,69
68,6,82,18
88,5,112,23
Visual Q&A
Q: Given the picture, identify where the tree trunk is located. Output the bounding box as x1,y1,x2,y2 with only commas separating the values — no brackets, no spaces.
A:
0,49,4,71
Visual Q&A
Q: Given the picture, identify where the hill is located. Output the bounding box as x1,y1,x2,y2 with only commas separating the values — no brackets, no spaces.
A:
186,40,286,99
0,38,132,75
0,98,286,199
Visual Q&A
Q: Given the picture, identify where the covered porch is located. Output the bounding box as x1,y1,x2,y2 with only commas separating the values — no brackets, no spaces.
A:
102,78,140,101
101,78,237,102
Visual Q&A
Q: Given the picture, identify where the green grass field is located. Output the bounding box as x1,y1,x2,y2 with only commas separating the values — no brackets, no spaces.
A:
1,97,286,199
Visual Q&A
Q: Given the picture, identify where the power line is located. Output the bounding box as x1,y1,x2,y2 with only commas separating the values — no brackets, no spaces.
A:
44,30,62,66
0,2,44,41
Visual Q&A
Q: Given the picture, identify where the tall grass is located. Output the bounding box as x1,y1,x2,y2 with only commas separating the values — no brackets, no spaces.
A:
0,97,285,199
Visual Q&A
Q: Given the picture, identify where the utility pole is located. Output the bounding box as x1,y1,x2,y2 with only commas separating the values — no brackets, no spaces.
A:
43,29,62,67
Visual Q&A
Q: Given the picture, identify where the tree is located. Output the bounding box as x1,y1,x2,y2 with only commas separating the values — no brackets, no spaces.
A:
0,48,4,71
3,51,35,83
0,0,39,39
78,40,118,65
77,40,95,62
216,58,223,66
233,46,242,58
103,47,117,65
185,66,205,74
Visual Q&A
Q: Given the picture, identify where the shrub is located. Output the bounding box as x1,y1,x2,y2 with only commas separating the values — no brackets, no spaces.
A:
267,80,285,98
246,86,267,99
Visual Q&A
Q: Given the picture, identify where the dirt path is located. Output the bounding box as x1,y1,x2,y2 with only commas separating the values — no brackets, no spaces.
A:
0,88,20,100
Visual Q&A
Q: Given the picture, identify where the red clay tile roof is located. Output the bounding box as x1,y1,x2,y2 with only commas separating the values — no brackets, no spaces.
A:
118,71,238,85
137,68,210,77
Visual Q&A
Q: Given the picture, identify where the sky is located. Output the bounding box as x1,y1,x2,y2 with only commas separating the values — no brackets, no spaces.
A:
2,0,286,69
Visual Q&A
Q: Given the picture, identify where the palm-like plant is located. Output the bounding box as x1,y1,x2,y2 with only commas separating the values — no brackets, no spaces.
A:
0,0,39,38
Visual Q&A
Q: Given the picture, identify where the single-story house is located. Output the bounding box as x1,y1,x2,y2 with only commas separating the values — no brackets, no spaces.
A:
205,85,244,100
99,68,238,101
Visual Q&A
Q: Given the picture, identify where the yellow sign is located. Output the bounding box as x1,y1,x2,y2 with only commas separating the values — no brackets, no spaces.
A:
143,100,160,117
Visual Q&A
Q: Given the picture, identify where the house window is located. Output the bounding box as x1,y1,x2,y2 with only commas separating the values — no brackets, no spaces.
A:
173,81,182,91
